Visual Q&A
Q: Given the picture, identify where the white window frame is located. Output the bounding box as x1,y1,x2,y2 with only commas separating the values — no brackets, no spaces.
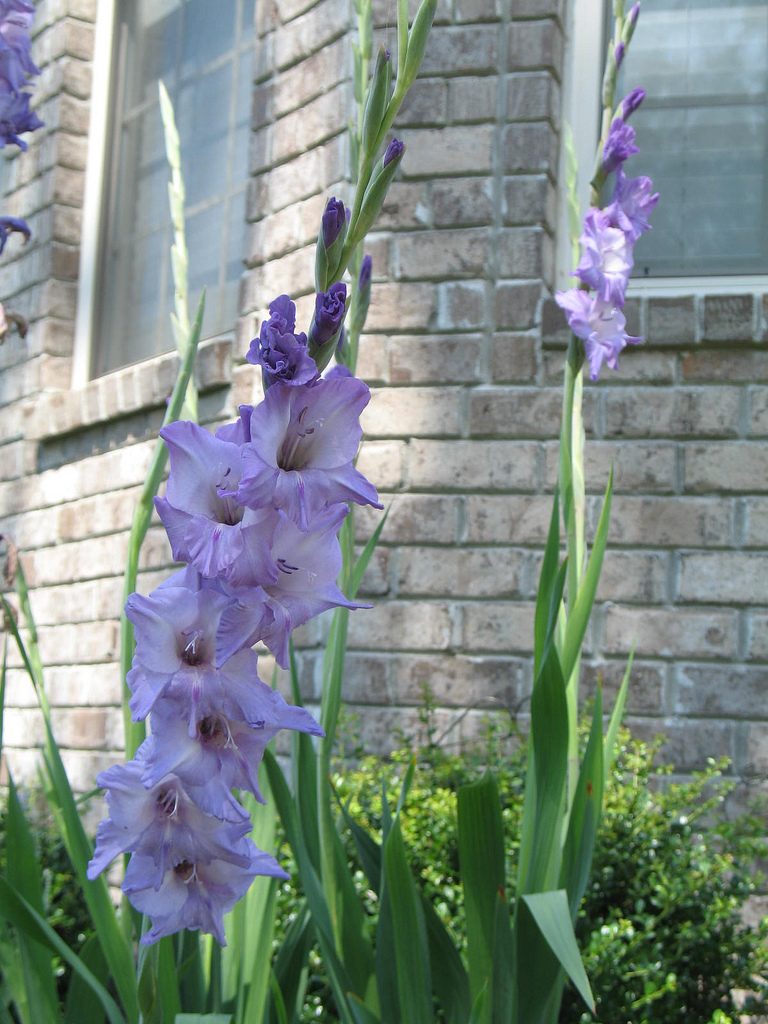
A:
555,0,768,297
73,0,117,388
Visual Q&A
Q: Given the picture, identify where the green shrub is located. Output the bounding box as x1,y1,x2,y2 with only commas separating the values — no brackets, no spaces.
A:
275,719,768,1023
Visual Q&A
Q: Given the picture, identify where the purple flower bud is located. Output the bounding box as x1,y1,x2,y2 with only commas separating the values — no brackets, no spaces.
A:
321,196,347,249
628,2,640,29
383,138,404,167
358,254,372,290
601,117,639,173
614,41,625,68
310,282,347,349
620,87,645,121
247,294,318,389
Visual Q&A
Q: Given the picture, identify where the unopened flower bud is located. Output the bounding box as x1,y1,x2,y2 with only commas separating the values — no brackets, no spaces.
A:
383,137,404,167
620,86,645,121
614,41,625,68
316,196,349,290
361,46,391,156
309,282,348,370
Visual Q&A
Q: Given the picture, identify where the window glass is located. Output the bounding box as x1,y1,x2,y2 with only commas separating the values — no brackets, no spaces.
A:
616,0,768,277
92,0,255,378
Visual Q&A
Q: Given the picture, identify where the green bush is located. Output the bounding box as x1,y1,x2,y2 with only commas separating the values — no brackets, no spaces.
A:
275,717,768,1023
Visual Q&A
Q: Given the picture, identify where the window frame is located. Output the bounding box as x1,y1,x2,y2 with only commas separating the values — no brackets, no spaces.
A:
555,0,768,295
74,0,254,387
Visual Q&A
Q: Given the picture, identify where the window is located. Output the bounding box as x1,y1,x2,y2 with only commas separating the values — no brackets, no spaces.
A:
559,0,768,284
81,0,255,379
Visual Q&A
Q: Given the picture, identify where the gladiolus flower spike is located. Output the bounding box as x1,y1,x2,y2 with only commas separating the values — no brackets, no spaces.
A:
89,293,382,944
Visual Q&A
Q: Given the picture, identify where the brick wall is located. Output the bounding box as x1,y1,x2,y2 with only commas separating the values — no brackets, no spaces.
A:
0,0,766,812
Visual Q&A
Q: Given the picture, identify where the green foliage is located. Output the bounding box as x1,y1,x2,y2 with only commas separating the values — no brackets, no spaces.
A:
274,719,768,1023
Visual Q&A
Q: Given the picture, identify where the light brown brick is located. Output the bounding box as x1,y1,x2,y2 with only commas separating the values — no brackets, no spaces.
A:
389,334,484,384
460,601,536,652
602,496,734,548
465,494,552,544
603,606,738,660
603,387,741,439
395,228,489,280
685,443,768,493
355,493,460,544
347,600,454,650
397,546,530,598
679,552,768,604
409,439,540,490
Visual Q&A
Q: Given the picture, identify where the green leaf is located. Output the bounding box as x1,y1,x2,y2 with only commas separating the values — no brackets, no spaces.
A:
348,993,380,1024
264,751,359,1024
270,903,313,1022
64,933,109,1024
490,892,513,1024
520,890,594,1014
1,594,139,1023
422,889,470,1024
381,819,432,1024
604,648,633,785
349,508,389,599
175,1016,233,1023
0,878,126,1024
458,772,505,1011
5,774,60,1024
560,469,613,683
560,687,604,919
400,0,438,89
533,489,562,676
520,642,569,895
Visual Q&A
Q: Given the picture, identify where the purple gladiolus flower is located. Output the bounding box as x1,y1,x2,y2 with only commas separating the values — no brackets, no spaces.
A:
125,582,274,729
217,504,365,668
87,761,252,886
556,288,641,380
124,840,287,946
322,196,347,248
231,375,382,530
141,696,322,807
0,2,38,81
608,168,659,243
619,86,645,121
247,294,318,389
0,84,42,148
216,405,254,445
155,420,253,579
601,117,639,173
309,282,347,349
0,214,29,253
574,207,633,306
383,138,404,166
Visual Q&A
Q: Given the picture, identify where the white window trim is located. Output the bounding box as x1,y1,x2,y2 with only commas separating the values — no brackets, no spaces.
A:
73,0,117,389
555,0,768,297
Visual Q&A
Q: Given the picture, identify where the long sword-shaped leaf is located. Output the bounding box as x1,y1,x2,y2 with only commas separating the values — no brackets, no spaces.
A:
533,490,562,677
458,772,505,1013
604,648,633,785
0,878,126,1024
381,818,432,1024
559,469,613,684
559,687,604,919
1,592,139,1023
64,933,109,1024
520,890,594,1014
5,774,60,1024
264,750,359,1024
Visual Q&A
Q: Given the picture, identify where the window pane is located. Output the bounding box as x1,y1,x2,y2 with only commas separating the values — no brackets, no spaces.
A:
93,0,254,377
618,0,768,277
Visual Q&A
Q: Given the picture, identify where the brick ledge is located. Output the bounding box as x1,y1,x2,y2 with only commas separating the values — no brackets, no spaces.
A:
23,337,233,443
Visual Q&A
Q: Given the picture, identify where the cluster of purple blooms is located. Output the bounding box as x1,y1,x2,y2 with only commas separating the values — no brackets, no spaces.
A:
556,86,658,380
0,0,42,150
88,278,381,944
